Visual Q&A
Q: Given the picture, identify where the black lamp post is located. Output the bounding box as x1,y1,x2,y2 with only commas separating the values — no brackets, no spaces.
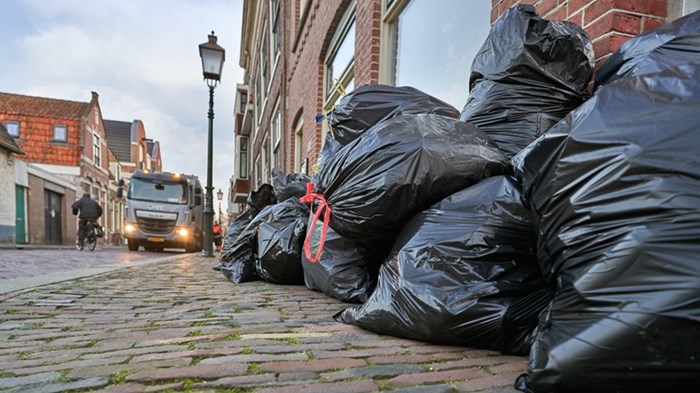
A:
199,31,225,257
217,188,224,223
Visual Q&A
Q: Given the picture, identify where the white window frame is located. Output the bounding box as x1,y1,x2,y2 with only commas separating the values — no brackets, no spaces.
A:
239,136,249,179
93,133,101,166
294,117,303,173
324,3,356,107
260,20,270,95
270,0,282,68
380,0,409,85
53,124,67,142
271,107,281,170
6,121,20,137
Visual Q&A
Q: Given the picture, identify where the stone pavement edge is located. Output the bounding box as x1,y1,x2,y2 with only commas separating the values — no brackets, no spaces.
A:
0,253,525,392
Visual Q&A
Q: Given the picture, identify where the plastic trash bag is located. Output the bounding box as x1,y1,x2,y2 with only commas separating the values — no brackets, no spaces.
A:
272,168,311,202
218,184,278,271
302,216,379,303
255,199,308,285
595,10,700,87
512,62,700,392
312,113,509,245
318,84,460,169
336,176,551,355
460,4,593,159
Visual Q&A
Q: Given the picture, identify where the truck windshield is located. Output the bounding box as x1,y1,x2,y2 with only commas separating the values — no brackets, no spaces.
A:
128,178,187,204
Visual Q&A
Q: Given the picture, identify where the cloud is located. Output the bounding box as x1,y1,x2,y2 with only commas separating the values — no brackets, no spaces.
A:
2,0,244,198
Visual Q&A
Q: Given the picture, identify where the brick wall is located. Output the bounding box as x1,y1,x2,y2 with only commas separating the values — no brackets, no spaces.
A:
286,0,383,172
0,151,16,243
0,114,82,166
491,0,668,64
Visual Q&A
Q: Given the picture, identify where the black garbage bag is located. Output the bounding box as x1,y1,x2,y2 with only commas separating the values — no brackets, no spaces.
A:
217,184,278,271
336,176,551,355
272,168,311,202
255,199,309,285
311,114,509,250
511,62,700,392
302,215,379,303
220,199,305,284
460,4,593,159
317,84,460,169
595,10,700,87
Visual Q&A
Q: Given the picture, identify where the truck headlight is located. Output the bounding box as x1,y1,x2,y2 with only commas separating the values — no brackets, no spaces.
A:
178,227,189,237
125,223,136,233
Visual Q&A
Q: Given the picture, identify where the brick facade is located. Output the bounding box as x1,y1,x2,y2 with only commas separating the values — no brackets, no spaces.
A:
491,0,668,64
234,0,684,187
0,91,115,244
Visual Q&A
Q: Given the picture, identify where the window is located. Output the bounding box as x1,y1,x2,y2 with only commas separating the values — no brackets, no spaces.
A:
382,0,490,109
272,109,281,169
53,125,67,142
294,116,303,172
263,136,270,183
93,134,101,166
261,22,270,94
323,4,356,145
271,0,281,59
325,7,355,100
239,91,247,113
239,137,248,179
6,121,19,137
255,156,262,188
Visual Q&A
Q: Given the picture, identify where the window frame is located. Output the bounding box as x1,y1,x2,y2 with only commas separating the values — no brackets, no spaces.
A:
271,107,281,170
324,4,356,106
53,124,68,142
379,0,410,85
6,120,20,137
93,133,101,167
239,136,249,179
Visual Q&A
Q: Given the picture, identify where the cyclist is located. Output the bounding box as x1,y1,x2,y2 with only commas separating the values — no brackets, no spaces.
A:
71,192,103,247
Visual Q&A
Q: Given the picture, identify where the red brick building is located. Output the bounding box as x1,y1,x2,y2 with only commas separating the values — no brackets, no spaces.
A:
230,0,698,212
0,91,115,245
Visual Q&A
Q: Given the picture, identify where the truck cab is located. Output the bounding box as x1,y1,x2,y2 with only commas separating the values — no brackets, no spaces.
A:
122,170,203,252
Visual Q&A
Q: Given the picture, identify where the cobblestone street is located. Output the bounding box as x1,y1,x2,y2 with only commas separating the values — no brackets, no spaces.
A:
0,251,524,392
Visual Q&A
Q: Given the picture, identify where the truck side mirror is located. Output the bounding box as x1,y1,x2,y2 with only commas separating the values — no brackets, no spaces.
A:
116,187,123,199
195,196,202,206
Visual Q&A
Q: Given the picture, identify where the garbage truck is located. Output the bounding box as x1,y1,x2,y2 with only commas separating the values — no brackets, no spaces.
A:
120,169,204,253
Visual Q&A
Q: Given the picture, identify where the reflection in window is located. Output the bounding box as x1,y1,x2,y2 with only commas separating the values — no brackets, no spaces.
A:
327,20,355,95
324,4,356,148
93,134,101,166
239,137,248,179
53,125,67,142
6,121,19,137
272,110,281,169
385,0,490,109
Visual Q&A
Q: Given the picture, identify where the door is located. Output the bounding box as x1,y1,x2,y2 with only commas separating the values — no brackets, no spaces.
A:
15,186,27,244
44,190,63,244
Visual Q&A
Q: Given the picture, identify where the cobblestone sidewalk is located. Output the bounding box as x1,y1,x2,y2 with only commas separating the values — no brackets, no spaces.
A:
0,254,524,392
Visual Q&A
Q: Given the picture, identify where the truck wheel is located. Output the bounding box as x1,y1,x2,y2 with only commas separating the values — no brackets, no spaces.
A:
127,239,139,251
185,241,197,253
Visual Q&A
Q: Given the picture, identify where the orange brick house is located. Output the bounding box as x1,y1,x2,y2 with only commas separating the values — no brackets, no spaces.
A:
0,91,115,245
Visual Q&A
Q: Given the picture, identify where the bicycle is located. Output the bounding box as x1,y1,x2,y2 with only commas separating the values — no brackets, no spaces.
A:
76,219,99,251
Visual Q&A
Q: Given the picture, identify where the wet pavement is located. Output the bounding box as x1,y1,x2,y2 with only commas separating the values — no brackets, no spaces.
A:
0,248,524,392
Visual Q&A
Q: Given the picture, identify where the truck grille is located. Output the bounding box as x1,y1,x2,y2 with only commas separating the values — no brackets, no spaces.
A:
137,218,176,234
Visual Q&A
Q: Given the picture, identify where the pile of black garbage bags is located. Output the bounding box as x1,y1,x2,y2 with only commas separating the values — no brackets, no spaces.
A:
219,5,700,392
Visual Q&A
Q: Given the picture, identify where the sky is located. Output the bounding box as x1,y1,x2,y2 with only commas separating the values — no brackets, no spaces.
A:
0,0,244,200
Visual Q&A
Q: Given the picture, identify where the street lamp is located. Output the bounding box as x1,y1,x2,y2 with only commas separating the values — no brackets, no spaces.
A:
217,188,224,223
199,31,225,257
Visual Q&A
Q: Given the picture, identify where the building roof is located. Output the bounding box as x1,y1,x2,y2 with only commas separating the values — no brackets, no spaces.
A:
0,91,91,120
103,119,132,162
146,140,159,157
0,122,25,155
